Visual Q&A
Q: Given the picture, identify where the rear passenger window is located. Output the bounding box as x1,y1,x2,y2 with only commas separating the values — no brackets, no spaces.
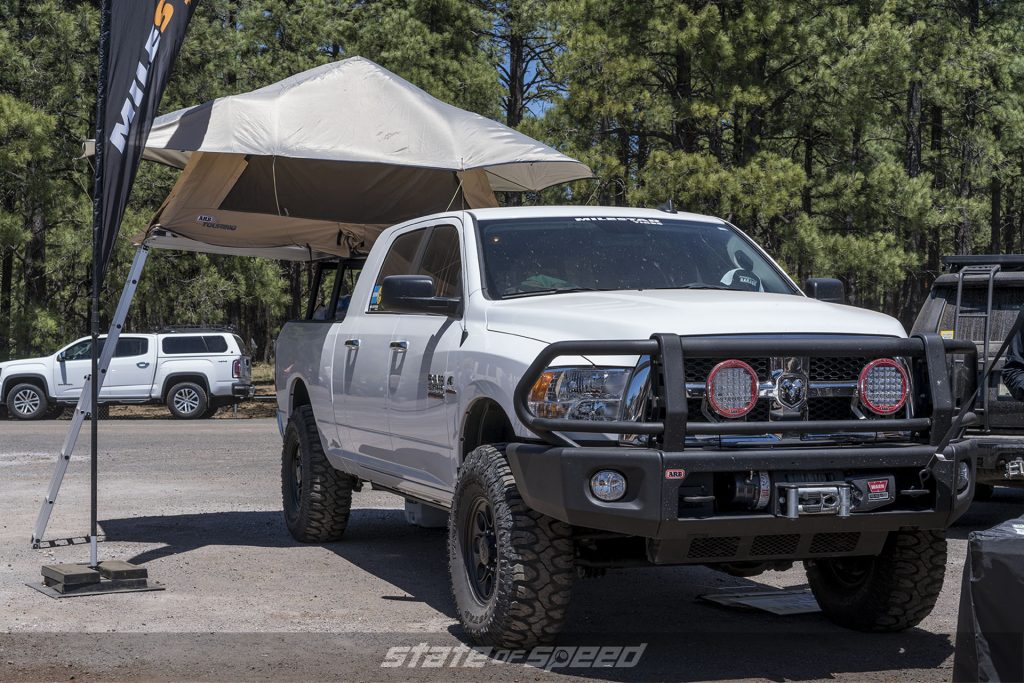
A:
161,335,227,354
418,226,461,298
370,229,426,312
115,338,148,357
162,336,207,354
204,335,228,353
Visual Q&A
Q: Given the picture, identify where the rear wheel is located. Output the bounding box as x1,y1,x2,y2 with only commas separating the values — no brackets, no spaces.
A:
281,405,356,542
806,529,946,632
166,382,208,419
448,445,575,648
6,383,48,420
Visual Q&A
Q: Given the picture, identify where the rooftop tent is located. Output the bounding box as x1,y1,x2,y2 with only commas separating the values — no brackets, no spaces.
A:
85,56,593,259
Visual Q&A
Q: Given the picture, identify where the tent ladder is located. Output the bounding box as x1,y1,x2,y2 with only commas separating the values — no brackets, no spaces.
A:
31,245,150,549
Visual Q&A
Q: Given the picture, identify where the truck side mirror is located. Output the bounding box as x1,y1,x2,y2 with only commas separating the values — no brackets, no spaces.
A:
56,352,66,362
805,278,846,304
380,275,461,317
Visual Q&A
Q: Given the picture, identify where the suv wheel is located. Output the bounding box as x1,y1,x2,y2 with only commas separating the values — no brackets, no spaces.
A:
448,445,575,648
806,529,946,632
7,383,48,420
166,382,208,419
281,405,356,542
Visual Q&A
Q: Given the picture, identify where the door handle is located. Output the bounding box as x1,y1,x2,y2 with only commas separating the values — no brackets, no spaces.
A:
137,362,150,368
390,340,409,351
344,339,360,349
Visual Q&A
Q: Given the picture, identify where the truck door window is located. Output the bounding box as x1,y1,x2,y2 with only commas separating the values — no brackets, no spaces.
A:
114,338,149,357
308,262,339,320
370,228,427,312
62,340,92,361
417,225,461,298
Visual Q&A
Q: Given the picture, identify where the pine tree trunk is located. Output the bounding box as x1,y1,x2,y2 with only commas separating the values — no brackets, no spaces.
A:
0,247,12,361
21,208,46,355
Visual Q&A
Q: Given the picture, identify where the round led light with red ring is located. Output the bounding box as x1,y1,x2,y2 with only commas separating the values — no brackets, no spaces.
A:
858,358,909,415
706,359,759,418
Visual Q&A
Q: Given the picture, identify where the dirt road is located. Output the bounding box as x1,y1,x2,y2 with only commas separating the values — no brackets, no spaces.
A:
1,419,1020,681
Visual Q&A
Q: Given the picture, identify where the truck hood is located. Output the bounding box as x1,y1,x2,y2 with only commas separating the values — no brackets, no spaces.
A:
0,357,49,374
485,290,907,343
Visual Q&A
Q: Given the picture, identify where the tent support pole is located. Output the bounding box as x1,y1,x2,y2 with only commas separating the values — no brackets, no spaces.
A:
31,245,150,549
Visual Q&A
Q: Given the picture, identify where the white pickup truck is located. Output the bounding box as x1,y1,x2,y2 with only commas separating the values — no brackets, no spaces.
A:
0,329,253,419
276,206,978,648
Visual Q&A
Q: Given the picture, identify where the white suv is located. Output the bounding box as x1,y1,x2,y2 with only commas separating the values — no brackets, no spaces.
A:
0,329,253,420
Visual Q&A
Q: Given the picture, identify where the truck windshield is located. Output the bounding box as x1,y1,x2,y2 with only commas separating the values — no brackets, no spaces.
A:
477,217,798,299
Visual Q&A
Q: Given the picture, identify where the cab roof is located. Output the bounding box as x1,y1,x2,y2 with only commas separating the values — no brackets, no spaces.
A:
464,205,726,225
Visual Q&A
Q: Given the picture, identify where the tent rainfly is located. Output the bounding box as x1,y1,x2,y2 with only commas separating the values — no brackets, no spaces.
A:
85,56,593,260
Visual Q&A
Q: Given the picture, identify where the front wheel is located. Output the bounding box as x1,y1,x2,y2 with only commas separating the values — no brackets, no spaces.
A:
806,529,946,632
166,382,208,419
448,445,575,648
6,383,48,420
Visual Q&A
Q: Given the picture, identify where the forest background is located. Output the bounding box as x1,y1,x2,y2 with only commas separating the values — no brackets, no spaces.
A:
3,0,1023,361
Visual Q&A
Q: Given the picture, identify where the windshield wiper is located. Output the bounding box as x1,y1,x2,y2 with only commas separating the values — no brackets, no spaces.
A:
502,287,606,300
673,283,733,291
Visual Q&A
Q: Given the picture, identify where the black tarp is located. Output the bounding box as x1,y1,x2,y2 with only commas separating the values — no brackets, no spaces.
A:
953,515,1024,682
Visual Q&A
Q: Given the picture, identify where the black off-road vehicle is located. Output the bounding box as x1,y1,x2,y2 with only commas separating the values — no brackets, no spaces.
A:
912,255,1024,497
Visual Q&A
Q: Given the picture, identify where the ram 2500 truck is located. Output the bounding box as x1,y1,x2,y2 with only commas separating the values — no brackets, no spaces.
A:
276,206,977,648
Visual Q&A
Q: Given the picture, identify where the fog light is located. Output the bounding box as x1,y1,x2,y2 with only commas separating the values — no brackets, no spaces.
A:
957,461,971,493
590,470,627,502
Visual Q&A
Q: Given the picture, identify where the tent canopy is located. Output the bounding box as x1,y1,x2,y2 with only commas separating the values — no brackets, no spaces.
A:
86,57,592,259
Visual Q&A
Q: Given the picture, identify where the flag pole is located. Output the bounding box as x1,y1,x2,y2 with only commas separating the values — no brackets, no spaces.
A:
89,0,112,569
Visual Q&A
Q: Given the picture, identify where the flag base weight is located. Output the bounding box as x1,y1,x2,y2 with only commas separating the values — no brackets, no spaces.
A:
28,561,163,598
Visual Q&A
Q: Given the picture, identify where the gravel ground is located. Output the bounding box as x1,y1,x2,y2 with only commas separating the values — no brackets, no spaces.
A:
1,418,1021,682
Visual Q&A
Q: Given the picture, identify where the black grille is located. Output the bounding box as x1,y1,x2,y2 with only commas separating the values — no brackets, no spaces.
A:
684,358,770,383
809,532,860,554
687,536,741,559
750,534,800,557
809,357,872,382
807,397,854,421
685,398,770,423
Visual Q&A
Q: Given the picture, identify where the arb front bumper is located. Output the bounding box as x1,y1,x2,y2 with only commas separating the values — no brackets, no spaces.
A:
509,333,979,563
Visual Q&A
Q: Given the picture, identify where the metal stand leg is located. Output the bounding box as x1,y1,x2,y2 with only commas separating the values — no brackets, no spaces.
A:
31,246,149,548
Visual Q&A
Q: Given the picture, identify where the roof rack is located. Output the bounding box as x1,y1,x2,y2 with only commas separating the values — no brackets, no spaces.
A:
942,254,1024,272
156,324,238,334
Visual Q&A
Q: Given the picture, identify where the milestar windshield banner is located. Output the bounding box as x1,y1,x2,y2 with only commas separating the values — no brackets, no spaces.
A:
97,0,197,279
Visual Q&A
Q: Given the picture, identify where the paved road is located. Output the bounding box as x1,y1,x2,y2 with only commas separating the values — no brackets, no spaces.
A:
1,419,1022,681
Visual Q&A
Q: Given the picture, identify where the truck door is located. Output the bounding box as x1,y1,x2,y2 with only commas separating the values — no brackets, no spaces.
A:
53,338,93,400
103,337,157,398
53,336,155,400
387,224,465,494
334,227,425,471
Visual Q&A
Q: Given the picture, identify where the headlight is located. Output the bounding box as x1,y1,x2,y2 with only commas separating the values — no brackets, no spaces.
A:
706,359,759,418
859,358,909,415
528,367,630,421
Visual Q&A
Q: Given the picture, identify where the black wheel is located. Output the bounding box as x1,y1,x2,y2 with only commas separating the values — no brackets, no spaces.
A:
973,483,995,501
448,445,575,648
281,404,356,542
6,383,48,420
806,529,946,632
166,382,208,419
